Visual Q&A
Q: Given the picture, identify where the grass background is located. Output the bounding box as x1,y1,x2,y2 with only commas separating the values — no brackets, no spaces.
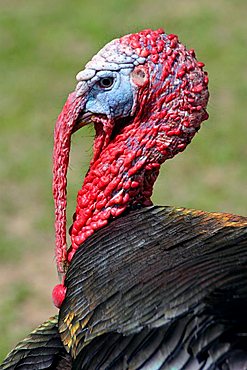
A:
0,0,246,360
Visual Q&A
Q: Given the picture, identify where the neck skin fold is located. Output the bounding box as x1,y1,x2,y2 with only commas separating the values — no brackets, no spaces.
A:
67,117,161,263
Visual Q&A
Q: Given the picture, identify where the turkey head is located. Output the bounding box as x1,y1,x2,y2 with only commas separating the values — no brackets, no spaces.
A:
52,28,209,306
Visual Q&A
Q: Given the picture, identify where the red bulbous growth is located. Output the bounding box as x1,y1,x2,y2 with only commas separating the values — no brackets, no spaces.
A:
52,283,67,309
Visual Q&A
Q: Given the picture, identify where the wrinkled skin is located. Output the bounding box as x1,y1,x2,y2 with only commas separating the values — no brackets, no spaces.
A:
52,28,209,307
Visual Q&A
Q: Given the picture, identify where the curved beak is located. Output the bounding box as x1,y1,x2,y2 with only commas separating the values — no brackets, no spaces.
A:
71,111,92,134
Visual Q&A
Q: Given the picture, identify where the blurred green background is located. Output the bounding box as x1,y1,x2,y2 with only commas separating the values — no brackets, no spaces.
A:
0,0,246,360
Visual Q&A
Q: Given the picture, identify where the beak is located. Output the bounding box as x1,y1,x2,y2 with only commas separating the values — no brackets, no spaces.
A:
70,79,94,134
71,111,93,134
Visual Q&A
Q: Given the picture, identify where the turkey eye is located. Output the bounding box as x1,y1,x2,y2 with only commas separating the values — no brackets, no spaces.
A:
98,77,114,89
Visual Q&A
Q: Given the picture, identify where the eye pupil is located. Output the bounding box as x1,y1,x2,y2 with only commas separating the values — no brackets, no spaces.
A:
98,77,114,88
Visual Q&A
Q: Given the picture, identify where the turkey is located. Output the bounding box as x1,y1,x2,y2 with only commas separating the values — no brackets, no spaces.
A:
1,28,247,370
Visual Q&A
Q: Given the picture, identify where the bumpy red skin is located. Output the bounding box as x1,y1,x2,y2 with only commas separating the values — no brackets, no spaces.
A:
52,282,67,309
52,28,209,308
53,93,84,273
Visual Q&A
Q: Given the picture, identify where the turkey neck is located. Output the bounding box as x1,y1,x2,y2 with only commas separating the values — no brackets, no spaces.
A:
68,117,161,264
55,74,209,270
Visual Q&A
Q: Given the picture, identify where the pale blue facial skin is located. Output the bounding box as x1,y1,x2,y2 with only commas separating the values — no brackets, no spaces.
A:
85,69,135,119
